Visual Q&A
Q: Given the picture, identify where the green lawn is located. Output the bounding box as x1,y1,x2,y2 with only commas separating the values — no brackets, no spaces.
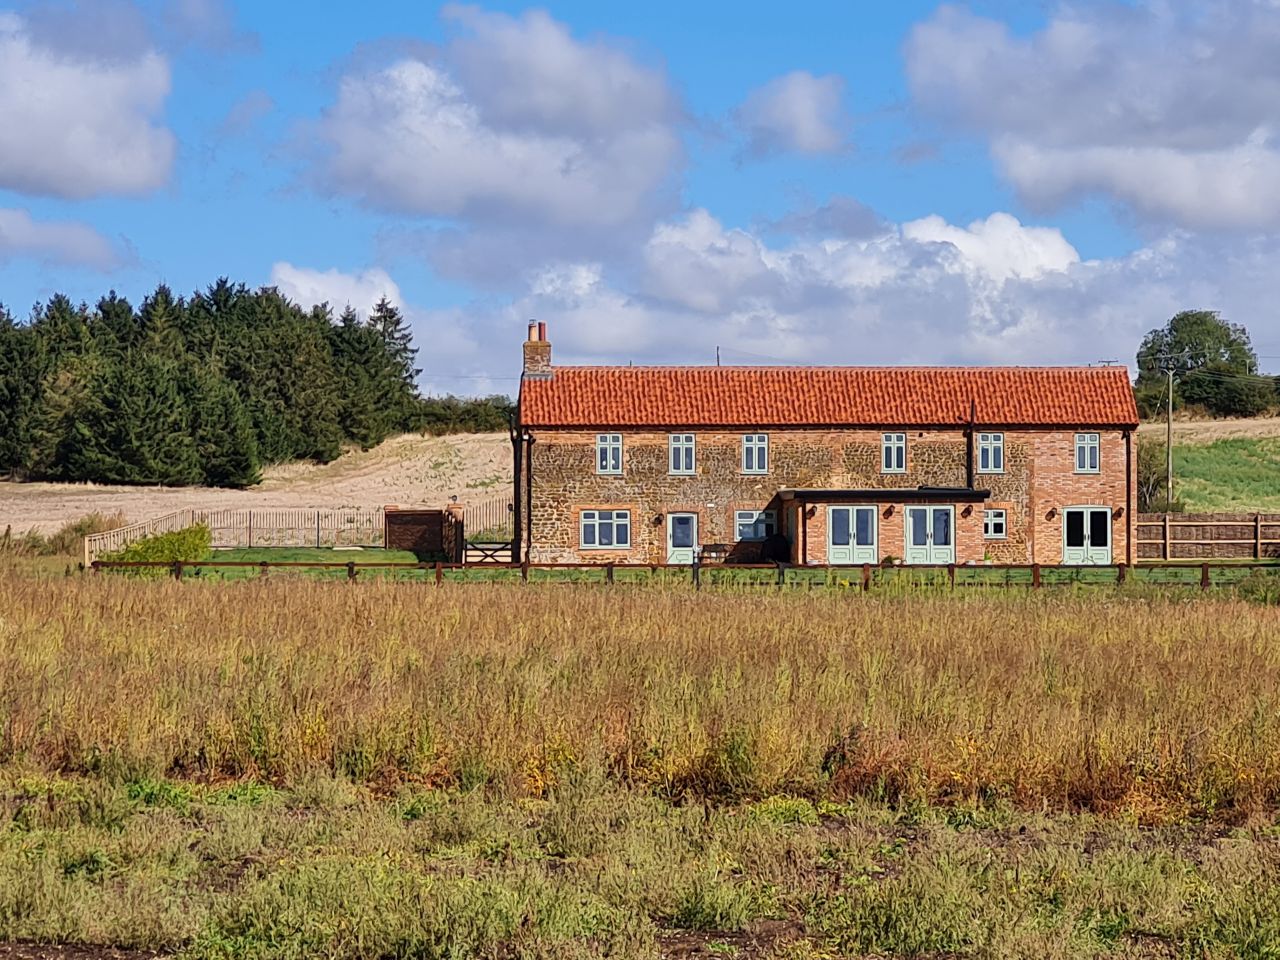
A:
1174,436,1280,511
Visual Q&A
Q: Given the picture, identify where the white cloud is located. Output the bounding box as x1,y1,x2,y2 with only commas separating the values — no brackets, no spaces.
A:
734,71,850,158
906,2,1280,229
0,207,123,268
315,7,681,243
0,11,174,199
162,0,258,52
269,263,402,318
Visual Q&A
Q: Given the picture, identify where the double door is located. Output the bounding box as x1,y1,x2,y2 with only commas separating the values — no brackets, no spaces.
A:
1063,507,1111,564
905,506,955,565
828,506,877,565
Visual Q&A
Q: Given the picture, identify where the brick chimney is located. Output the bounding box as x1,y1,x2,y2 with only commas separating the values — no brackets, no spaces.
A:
522,320,552,379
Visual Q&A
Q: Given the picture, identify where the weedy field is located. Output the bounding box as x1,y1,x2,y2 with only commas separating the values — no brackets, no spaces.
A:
2,575,1280,958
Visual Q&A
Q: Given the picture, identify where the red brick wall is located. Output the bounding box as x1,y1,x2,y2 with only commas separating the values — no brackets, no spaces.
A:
524,426,1133,565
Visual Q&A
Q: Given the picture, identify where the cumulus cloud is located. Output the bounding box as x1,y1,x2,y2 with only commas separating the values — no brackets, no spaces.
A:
314,6,682,267
906,2,1280,230
734,71,850,158
0,10,174,198
269,263,402,318
162,0,258,52
0,208,124,269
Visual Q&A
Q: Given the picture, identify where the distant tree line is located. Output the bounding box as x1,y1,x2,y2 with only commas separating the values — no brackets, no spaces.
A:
1135,310,1277,419
0,279,515,488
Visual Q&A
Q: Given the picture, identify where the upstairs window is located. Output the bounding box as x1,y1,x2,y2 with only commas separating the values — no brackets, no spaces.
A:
595,433,622,475
1075,433,1100,473
881,433,906,473
580,510,630,550
977,432,1005,474
983,509,1007,539
735,510,777,542
742,434,768,474
669,434,696,475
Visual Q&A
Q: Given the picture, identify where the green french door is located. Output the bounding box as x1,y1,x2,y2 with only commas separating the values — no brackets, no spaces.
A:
904,506,955,564
1063,507,1111,565
828,506,877,564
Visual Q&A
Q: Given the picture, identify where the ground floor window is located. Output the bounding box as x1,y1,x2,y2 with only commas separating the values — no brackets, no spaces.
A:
580,510,631,549
984,509,1007,539
735,509,776,541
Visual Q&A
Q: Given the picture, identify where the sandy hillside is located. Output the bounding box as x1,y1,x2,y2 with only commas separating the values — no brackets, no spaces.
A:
0,433,512,535
1137,417,1280,442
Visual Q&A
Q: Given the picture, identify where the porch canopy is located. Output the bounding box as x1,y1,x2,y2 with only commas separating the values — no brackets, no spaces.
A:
778,486,990,504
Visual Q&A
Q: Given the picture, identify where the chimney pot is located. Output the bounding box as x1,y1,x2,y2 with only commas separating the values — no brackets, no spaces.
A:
537,321,547,341
522,319,552,378
527,320,538,341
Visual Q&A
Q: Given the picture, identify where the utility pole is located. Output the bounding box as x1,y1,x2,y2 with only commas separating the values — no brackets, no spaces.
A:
1166,365,1174,509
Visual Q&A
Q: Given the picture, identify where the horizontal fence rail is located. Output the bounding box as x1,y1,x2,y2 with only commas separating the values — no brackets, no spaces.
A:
89,558,1280,591
1137,512,1280,561
84,508,385,564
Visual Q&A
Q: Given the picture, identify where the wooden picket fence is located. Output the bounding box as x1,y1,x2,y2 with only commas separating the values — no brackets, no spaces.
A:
83,507,385,564
463,494,514,540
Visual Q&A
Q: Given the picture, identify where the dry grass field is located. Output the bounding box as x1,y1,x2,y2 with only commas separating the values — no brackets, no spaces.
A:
3,574,1280,957
0,432,511,536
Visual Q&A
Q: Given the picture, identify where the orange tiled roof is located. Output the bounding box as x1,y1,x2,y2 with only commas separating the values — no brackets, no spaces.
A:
519,365,1139,428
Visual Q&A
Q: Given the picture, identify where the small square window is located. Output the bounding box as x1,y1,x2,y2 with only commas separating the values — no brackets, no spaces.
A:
984,509,1007,540
742,434,768,474
595,434,622,475
881,433,906,473
1074,433,1100,473
669,434,696,475
735,510,777,542
580,509,631,550
977,433,1005,474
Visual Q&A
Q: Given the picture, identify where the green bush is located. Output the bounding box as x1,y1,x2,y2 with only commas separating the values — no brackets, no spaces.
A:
100,524,212,577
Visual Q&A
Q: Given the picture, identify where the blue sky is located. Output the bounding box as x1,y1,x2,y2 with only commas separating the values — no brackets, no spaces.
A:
3,0,1279,392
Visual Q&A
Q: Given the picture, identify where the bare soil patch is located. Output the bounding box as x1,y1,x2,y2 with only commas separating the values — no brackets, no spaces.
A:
0,432,511,535
1138,416,1280,441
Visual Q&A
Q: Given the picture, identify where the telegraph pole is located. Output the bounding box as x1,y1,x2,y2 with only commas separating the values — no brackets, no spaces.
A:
1165,366,1173,508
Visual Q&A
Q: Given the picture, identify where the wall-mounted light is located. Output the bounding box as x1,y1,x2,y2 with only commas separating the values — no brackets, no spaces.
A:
652,514,664,526
1115,507,1125,519
883,505,895,518
805,506,817,519
1046,507,1057,521
961,505,973,518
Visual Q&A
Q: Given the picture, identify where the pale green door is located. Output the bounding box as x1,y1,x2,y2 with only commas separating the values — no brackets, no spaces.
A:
905,507,955,564
667,513,698,564
1063,508,1111,565
828,506,877,564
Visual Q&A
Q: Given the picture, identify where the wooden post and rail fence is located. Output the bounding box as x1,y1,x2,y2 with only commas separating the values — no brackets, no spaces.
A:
1135,512,1280,561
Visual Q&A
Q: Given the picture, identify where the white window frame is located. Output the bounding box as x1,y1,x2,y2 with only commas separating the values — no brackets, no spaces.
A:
734,509,777,542
669,433,696,475
595,433,623,475
741,433,768,474
881,432,906,474
983,509,1007,540
1074,432,1100,474
977,432,1005,474
579,509,631,550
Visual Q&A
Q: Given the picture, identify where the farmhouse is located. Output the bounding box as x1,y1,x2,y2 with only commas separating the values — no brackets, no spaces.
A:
513,322,1139,567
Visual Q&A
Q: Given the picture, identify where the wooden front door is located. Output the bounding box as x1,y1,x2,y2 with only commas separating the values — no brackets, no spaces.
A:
666,513,698,564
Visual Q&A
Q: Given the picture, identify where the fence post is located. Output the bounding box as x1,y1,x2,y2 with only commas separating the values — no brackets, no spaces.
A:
947,564,955,589
776,562,785,587
259,561,268,578
317,511,322,549
1163,513,1170,560
435,562,443,586
347,561,357,582
861,563,871,592
173,560,183,581
1200,562,1210,591
606,563,615,585
91,561,101,576
692,556,701,590
521,557,530,582
1116,563,1127,586
1032,564,1041,589
1256,513,1263,561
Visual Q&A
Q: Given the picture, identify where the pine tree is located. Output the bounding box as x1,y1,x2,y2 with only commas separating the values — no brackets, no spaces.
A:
331,306,391,449
367,297,421,429
189,364,261,487
0,308,46,477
